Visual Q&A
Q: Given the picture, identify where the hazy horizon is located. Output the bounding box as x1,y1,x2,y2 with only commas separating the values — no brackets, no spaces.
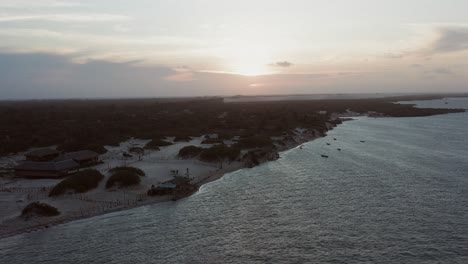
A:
1,0,468,99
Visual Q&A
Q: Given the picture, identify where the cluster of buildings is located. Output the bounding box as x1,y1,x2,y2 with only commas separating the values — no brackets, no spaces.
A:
15,148,100,179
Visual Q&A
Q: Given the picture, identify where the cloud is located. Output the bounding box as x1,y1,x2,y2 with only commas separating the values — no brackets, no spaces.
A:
432,67,454,75
0,52,261,99
269,61,293,67
113,25,131,33
164,66,195,82
0,52,172,99
430,27,468,53
1,52,467,100
0,28,208,65
0,0,79,8
379,25,468,59
0,14,130,23
382,52,405,59
421,67,455,79
0,52,342,99
164,73,194,82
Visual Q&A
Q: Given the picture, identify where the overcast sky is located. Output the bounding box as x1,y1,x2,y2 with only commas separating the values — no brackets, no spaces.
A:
1,0,468,99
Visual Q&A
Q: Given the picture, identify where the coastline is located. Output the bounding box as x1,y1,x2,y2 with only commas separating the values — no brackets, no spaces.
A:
0,121,343,240
3,100,464,240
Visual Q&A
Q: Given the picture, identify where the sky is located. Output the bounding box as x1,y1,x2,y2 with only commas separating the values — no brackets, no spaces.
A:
1,0,468,99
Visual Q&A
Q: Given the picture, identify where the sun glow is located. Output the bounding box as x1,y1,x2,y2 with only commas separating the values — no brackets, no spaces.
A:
220,41,276,76
231,63,270,76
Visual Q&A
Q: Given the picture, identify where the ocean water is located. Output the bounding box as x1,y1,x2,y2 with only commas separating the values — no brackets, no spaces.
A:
1,98,468,263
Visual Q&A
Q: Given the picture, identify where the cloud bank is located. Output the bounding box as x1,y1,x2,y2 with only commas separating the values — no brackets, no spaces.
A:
1,52,467,100
0,14,130,23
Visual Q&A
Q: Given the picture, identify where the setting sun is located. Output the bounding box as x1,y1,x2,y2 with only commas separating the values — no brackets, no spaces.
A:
219,40,275,76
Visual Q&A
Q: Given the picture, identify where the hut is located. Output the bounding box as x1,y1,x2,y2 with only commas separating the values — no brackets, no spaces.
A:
54,150,100,167
147,183,177,196
25,148,60,162
15,160,79,178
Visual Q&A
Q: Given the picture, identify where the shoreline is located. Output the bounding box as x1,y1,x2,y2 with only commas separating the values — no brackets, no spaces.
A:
1,98,465,241
0,122,342,240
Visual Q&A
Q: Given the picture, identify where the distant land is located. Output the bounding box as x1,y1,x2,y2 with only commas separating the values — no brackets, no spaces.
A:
1,93,466,156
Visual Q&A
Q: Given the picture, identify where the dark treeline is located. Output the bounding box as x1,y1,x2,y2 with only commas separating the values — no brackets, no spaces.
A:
0,95,465,156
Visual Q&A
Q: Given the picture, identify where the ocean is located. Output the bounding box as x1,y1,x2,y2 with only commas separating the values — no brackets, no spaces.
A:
1,98,468,263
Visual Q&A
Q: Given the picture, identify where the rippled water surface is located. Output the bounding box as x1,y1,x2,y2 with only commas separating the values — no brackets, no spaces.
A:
1,99,468,263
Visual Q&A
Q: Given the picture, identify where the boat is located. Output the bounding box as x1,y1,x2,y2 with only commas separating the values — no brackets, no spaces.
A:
326,143,331,145
321,155,329,158
360,140,366,143
333,138,337,140
337,148,341,151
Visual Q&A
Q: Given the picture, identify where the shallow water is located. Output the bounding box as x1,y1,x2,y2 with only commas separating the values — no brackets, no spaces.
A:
1,98,468,263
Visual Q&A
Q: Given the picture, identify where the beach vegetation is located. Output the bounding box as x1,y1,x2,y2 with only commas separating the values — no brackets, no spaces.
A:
106,171,141,188
178,146,204,159
146,138,172,149
1,96,464,156
129,147,144,154
174,135,192,142
49,169,104,197
199,144,241,164
21,202,60,219
109,166,145,176
201,138,224,144
236,136,273,149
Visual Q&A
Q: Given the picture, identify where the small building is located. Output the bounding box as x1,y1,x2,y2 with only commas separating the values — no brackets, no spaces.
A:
54,150,100,167
15,160,79,178
159,183,177,189
147,183,177,196
25,148,60,162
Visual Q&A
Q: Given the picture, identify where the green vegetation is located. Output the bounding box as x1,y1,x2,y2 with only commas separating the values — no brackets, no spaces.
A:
199,144,241,163
0,95,465,156
21,202,60,219
129,147,144,154
174,135,192,142
178,145,241,165
236,136,274,149
106,171,141,188
178,146,204,159
49,169,104,197
109,166,145,176
146,138,172,149
201,138,224,144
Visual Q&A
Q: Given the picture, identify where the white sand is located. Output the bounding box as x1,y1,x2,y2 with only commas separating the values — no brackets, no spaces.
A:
0,137,223,238
0,130,326,238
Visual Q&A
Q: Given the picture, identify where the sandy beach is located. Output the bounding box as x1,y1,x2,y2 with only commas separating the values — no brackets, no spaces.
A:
0,126,331,239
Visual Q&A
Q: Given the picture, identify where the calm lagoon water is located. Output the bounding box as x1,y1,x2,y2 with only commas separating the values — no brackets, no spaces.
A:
1,98,468,263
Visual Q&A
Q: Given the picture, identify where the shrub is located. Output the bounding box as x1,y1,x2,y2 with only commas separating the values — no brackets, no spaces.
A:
21,202,60,219
146,139,172,149
109,166,145,176
174,135,192,142
236,136,273,149
201,138,223,144
49,169,104,197
178,146,203,159
199,144,241,162
106,171,141,188
129,147,144,154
